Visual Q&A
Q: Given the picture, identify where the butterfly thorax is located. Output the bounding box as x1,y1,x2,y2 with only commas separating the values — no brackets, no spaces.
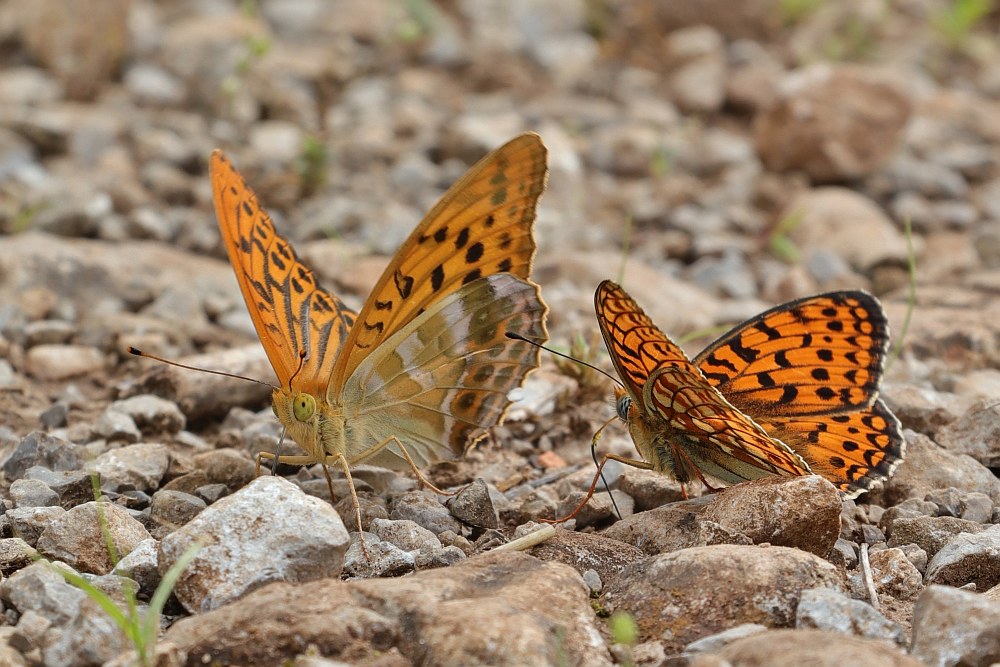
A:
612,386,674,478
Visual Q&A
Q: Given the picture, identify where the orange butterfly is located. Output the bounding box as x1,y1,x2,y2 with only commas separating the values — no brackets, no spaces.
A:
209,135,549,532
562,281,904,516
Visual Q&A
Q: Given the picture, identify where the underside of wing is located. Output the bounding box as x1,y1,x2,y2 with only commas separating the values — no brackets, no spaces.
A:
756,398,905,498
595,280,698,404
644,366,812,484
341,273,547,470
693,291,890,417
210,150,356,391
331,134,548,388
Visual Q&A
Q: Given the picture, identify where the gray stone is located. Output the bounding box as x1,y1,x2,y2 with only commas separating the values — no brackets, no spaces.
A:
925,524,1000,590
92,409,141,444
36,501,152,575
925,487,963,517
23,467,96,509
796,587,905,645
369,518,442,564
342,534,416,579
887,515,986,559
25,344,105,380
897,542,929,574
685,623,769,654
389,491,461,536
6,506,66,546
89,443,170,492
2,432,83,480
911,585,1000,667
150,489,206,528
159,476,350,613
194,483,229,504
0,538,38,575
960,492,994,523
112,538,159,598
38,403,68,430
881,431,1000,504
9,479,60,508
109,395,186,434
448,479,499,529
1,562,86,627
582,569,602,595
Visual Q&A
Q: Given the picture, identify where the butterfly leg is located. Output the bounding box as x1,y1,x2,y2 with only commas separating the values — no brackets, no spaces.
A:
541,453,654,524
322,452,370,561
669,443,721,495
356,436,458,497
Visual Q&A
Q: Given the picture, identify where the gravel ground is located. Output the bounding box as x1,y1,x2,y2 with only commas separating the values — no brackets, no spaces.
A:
2,1,1000,666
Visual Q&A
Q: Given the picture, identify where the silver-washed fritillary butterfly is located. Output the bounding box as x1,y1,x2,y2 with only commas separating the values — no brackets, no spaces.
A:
210,134,549,532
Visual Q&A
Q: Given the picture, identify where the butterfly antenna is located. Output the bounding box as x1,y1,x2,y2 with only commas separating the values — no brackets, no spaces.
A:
128,347,278,389
286,348,308,391
504,332,623,388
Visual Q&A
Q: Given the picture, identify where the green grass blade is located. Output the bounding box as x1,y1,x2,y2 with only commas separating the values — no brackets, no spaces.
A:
142,542,203,648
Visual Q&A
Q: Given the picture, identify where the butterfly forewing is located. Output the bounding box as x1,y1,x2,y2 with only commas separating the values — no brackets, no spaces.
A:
694,292,890,417
330,134,548,392
344,273,547,469
210,150,356,391
594,280,694,403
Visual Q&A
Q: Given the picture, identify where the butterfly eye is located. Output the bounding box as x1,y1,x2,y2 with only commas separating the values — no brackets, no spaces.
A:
292,393,316,422
616,394,631,421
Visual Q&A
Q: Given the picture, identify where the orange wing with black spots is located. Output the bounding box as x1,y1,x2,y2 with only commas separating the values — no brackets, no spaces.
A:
692,291,904,498
694,292,889,416
330,134,547,390
210,150,356,394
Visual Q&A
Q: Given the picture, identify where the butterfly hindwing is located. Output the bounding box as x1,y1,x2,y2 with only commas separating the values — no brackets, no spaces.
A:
644,366,813,482
757,398,904,498
344,273,547,469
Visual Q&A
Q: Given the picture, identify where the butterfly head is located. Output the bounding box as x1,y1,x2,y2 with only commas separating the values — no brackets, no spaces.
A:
270,387,326,460
613,385,632,422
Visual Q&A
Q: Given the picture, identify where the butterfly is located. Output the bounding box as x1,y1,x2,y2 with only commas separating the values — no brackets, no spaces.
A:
571,280,904,513
209,134,549,534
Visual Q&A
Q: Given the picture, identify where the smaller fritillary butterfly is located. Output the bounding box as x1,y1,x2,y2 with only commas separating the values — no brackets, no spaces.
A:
592,280,905,500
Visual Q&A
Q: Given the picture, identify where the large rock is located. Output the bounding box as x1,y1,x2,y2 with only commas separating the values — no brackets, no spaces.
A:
603,476,840,557
711,628,922,666
35,501,151,575
699,476,841,557
162,552,610,666
782,188,909,273
925,524,1000,590
159,476,350,613
601,544,843,652
880,431,1000,505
